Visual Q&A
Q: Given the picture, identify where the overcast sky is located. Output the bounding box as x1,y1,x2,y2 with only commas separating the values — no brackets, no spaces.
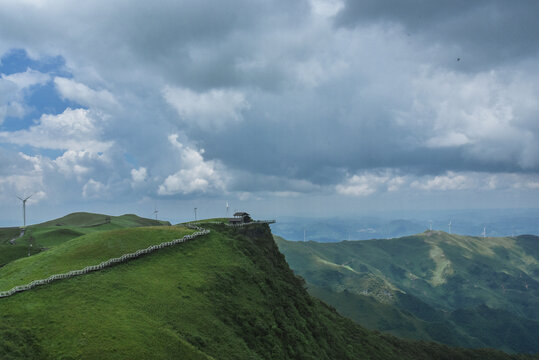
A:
0,0,538,225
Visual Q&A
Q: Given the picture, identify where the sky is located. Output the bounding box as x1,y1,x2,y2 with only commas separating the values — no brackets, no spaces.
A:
0,0,538,225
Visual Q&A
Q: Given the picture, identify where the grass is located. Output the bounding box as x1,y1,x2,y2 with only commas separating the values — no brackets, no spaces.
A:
275,232,539,354
0,221,536,359
0,212,171,268
0,226,194,292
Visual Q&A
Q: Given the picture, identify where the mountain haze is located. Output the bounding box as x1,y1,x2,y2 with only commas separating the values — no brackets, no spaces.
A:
276,231,539,354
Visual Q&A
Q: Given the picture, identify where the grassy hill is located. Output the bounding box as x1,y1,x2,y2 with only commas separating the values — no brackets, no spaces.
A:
275,232,539,354
0,220,534,359
0,212,170,268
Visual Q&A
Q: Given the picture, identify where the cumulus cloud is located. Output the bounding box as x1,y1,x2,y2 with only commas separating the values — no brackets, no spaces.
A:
0,107,112,152
0,0,537,219
2,68,49,88
0,68,50,123
408,69,539,170
131,167,147,184
0,152,47,203
157,134,226,195
82,178,107,198
163,86,248,130
54,77,117,109
337,171,407,196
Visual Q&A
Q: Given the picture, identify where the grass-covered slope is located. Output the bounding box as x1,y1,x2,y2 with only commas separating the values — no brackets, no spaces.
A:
0,226,194,291
275,232,539,354
0,212,171,268
0,222,533,359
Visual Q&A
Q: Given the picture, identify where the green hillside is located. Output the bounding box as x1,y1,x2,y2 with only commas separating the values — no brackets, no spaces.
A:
0,221,533,359
275,232,539,354
0,212,170,268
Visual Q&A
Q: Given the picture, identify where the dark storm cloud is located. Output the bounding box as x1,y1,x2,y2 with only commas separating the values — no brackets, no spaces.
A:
0,0,538,209
336,0,539,69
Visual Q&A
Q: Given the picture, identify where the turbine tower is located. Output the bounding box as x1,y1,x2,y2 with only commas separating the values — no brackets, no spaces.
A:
17,194,32,228
226,201,230,217
448,220,452,234
153,206,159,220
194,207,197,221
482,226,486,238
429,220,433,231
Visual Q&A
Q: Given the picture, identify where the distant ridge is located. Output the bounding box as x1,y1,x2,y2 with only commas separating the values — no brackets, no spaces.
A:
276,231,539,354
1,218,533,359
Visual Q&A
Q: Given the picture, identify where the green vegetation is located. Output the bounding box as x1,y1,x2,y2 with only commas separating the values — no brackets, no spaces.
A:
0,226,194,291
275,232,539,354
0,212,170,268
0,220,534,359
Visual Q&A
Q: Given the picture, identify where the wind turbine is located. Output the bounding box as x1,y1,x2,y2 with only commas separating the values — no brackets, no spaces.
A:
194,207,197,221
482,226,486,238
448,220,452,234
226,201,230,217
153,205,159,221
429,220,433,231
17,194,32,228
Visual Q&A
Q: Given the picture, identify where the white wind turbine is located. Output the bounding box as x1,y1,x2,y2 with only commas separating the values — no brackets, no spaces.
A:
153,205,159,220
17,194,32,228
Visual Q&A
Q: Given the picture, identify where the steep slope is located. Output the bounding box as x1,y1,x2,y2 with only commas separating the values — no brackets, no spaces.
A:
0,222,533,359
275,232,539,354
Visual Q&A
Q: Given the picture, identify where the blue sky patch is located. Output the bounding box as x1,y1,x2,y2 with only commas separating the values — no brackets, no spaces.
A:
0,48,81,132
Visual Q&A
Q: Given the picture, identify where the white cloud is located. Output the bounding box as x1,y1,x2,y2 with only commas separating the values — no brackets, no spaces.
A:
54,77,118,109
309,0,344,17
0,107,112,152
337,172,392,196
82,178,107,198
131,167,148,187
0,153,47,203
158,134,226,195
162,86,249,130
0,68,50,123
53,149,109,179
411,171,475,191
1,68,50,89
409,69,539,169
426,132,470,148
131,167,147,183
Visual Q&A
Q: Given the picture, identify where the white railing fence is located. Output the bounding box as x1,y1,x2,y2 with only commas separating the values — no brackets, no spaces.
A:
0,221,274,299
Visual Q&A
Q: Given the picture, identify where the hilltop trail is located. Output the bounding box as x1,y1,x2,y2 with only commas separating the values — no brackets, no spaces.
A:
0,221,275,299
9,229,25,245
0,225,208,299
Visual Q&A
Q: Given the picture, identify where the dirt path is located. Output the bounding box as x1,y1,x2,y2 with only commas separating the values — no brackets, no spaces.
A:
9,229,25,245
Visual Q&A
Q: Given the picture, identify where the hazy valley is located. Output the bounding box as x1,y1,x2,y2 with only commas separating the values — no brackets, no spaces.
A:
276,231,539,354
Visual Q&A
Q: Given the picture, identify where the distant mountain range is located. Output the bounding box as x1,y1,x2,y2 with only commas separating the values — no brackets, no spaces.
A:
1,213,533,359
272,208,539,242
275,231,539,354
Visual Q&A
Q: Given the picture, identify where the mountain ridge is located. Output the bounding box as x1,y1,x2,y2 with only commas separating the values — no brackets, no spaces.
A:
0,217,536,358
275,231,539,353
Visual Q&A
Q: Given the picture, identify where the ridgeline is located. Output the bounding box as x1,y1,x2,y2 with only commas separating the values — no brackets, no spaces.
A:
275,230,539,354
0,214,536,359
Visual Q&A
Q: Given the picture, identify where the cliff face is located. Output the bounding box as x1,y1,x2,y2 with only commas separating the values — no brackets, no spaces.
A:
0,222,535,359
